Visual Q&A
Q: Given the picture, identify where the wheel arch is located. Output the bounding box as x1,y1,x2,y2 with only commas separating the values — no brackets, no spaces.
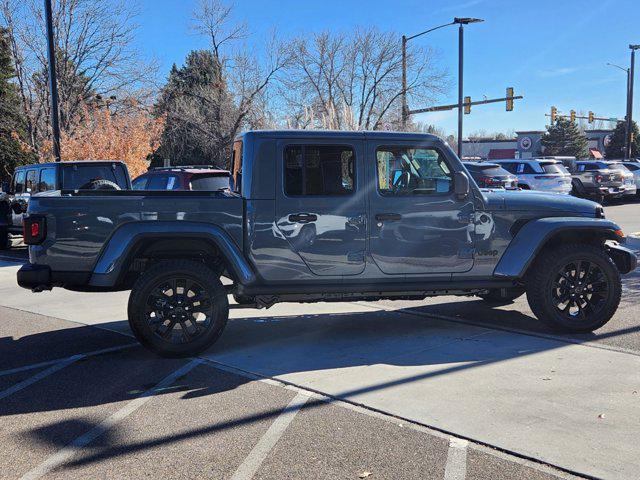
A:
494,218,624,280
89,221,256,289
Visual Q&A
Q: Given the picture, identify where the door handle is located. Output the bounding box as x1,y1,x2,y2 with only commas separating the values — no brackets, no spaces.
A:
375,213,402,222
289,213,317,223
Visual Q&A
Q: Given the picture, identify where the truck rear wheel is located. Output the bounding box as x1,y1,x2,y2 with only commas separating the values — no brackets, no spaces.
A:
526,244,621,333
128,260,229,357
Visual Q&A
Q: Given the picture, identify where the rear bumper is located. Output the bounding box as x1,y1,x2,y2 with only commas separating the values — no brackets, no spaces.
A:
17,264,52,292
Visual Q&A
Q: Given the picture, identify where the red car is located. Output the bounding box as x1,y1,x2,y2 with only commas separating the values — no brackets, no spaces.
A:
132,166,231,191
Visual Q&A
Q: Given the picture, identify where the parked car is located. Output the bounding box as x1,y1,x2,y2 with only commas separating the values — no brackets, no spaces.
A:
560,160,627,201
0,161,131,250
132,166,231,191
601,161,637,197
622,162,640,196
462,162,518,189
492,159,572,194
17,131,636,357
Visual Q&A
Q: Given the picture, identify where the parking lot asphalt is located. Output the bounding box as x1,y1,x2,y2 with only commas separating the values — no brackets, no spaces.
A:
1,203,639,480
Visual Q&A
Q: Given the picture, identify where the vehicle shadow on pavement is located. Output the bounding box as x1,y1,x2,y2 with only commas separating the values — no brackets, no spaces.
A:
7,302,640,471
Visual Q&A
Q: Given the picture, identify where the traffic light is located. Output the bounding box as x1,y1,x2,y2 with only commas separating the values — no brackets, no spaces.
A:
588,111,594,123
570,110,576,123
464,96,471,114
550,106,557,124
506,87,514,111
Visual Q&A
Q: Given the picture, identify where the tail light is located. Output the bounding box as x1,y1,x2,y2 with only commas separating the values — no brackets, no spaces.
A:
595,174,603,184
23,215,46,245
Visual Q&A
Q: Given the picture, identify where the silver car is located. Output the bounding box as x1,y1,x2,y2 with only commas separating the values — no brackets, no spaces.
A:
622,162,640,196
492,159,572,194
603,162,637,197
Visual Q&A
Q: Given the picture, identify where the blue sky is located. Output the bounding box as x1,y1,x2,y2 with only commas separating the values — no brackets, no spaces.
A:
136,0,639,136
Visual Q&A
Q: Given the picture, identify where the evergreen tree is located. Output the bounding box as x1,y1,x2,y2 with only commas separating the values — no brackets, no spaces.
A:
605,121,639,159
541,117,589,158
0,27,36,182
151,50,237,167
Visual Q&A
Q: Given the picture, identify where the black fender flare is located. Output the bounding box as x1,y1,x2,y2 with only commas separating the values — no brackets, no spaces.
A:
494,217,625,279
88,221,256,287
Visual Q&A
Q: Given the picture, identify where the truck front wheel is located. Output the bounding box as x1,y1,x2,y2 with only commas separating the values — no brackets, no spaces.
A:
128,260,229,357
526,244,621,333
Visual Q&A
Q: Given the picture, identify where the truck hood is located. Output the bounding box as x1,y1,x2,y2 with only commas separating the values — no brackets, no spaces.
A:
482,189,599,216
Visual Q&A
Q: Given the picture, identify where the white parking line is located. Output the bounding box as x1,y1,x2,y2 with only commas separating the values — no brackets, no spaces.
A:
0,343,138,377
19,358,203,480
0,355,83,401
444,438,469,480
230,391,309,480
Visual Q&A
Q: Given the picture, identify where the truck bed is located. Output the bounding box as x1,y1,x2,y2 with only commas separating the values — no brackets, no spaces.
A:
27,190,244,274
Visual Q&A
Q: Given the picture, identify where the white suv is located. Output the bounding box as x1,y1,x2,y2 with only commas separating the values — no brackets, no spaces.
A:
493,159,572,194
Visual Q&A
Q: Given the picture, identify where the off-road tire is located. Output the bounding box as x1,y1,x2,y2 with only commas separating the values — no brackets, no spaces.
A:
526,243,621,333
128,259,229,357
479,287,525,305
82,179,121,190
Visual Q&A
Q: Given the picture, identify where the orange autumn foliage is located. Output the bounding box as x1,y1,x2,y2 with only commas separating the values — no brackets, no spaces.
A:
43,106,164,179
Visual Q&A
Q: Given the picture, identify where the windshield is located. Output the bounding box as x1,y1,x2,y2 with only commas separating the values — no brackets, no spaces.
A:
540,162,567,174
476,166,509,176
61,163,128,189
606,163,628,172
190,174,230,191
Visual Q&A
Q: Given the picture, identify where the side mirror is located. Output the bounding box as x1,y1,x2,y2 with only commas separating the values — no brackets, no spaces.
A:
454,171,470,200
1,182,10,194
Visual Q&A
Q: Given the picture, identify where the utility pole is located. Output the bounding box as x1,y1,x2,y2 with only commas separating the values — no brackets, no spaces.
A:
626,45,639,160
44,0,61,162
401,35,408,129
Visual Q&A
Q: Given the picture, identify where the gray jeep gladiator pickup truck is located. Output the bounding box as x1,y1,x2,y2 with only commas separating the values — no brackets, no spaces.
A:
17,131,637,357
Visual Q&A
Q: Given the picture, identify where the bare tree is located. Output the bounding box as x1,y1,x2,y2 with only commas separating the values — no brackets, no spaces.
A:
154,0,288,167
0,0,156,152
282,27,449,131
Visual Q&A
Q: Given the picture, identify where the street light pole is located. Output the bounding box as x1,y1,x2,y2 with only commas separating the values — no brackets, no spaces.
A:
606,62,630,157
457,22,464,158
453,17,483,158
626,45,639,160
44,0,61,162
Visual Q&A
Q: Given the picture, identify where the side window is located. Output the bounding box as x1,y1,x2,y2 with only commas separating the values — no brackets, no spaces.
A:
376,146,452,196
25,170,37,193
146,175,169,190
499,163,516,174
38,168,56,192
284,145,355,196
12,170,26,193
166,176,180,190
132,176,148,190
577,164,586,172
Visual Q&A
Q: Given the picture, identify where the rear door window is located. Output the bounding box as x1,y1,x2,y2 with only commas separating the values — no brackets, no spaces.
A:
146,174,170,190
284,145,355,196
38,168,56,191
132,176,148,190
25,170,37,193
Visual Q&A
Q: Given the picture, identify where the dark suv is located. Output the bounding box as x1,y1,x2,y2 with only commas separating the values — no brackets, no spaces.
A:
1,161,130,249
463,162,518,189
132,167,231,191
